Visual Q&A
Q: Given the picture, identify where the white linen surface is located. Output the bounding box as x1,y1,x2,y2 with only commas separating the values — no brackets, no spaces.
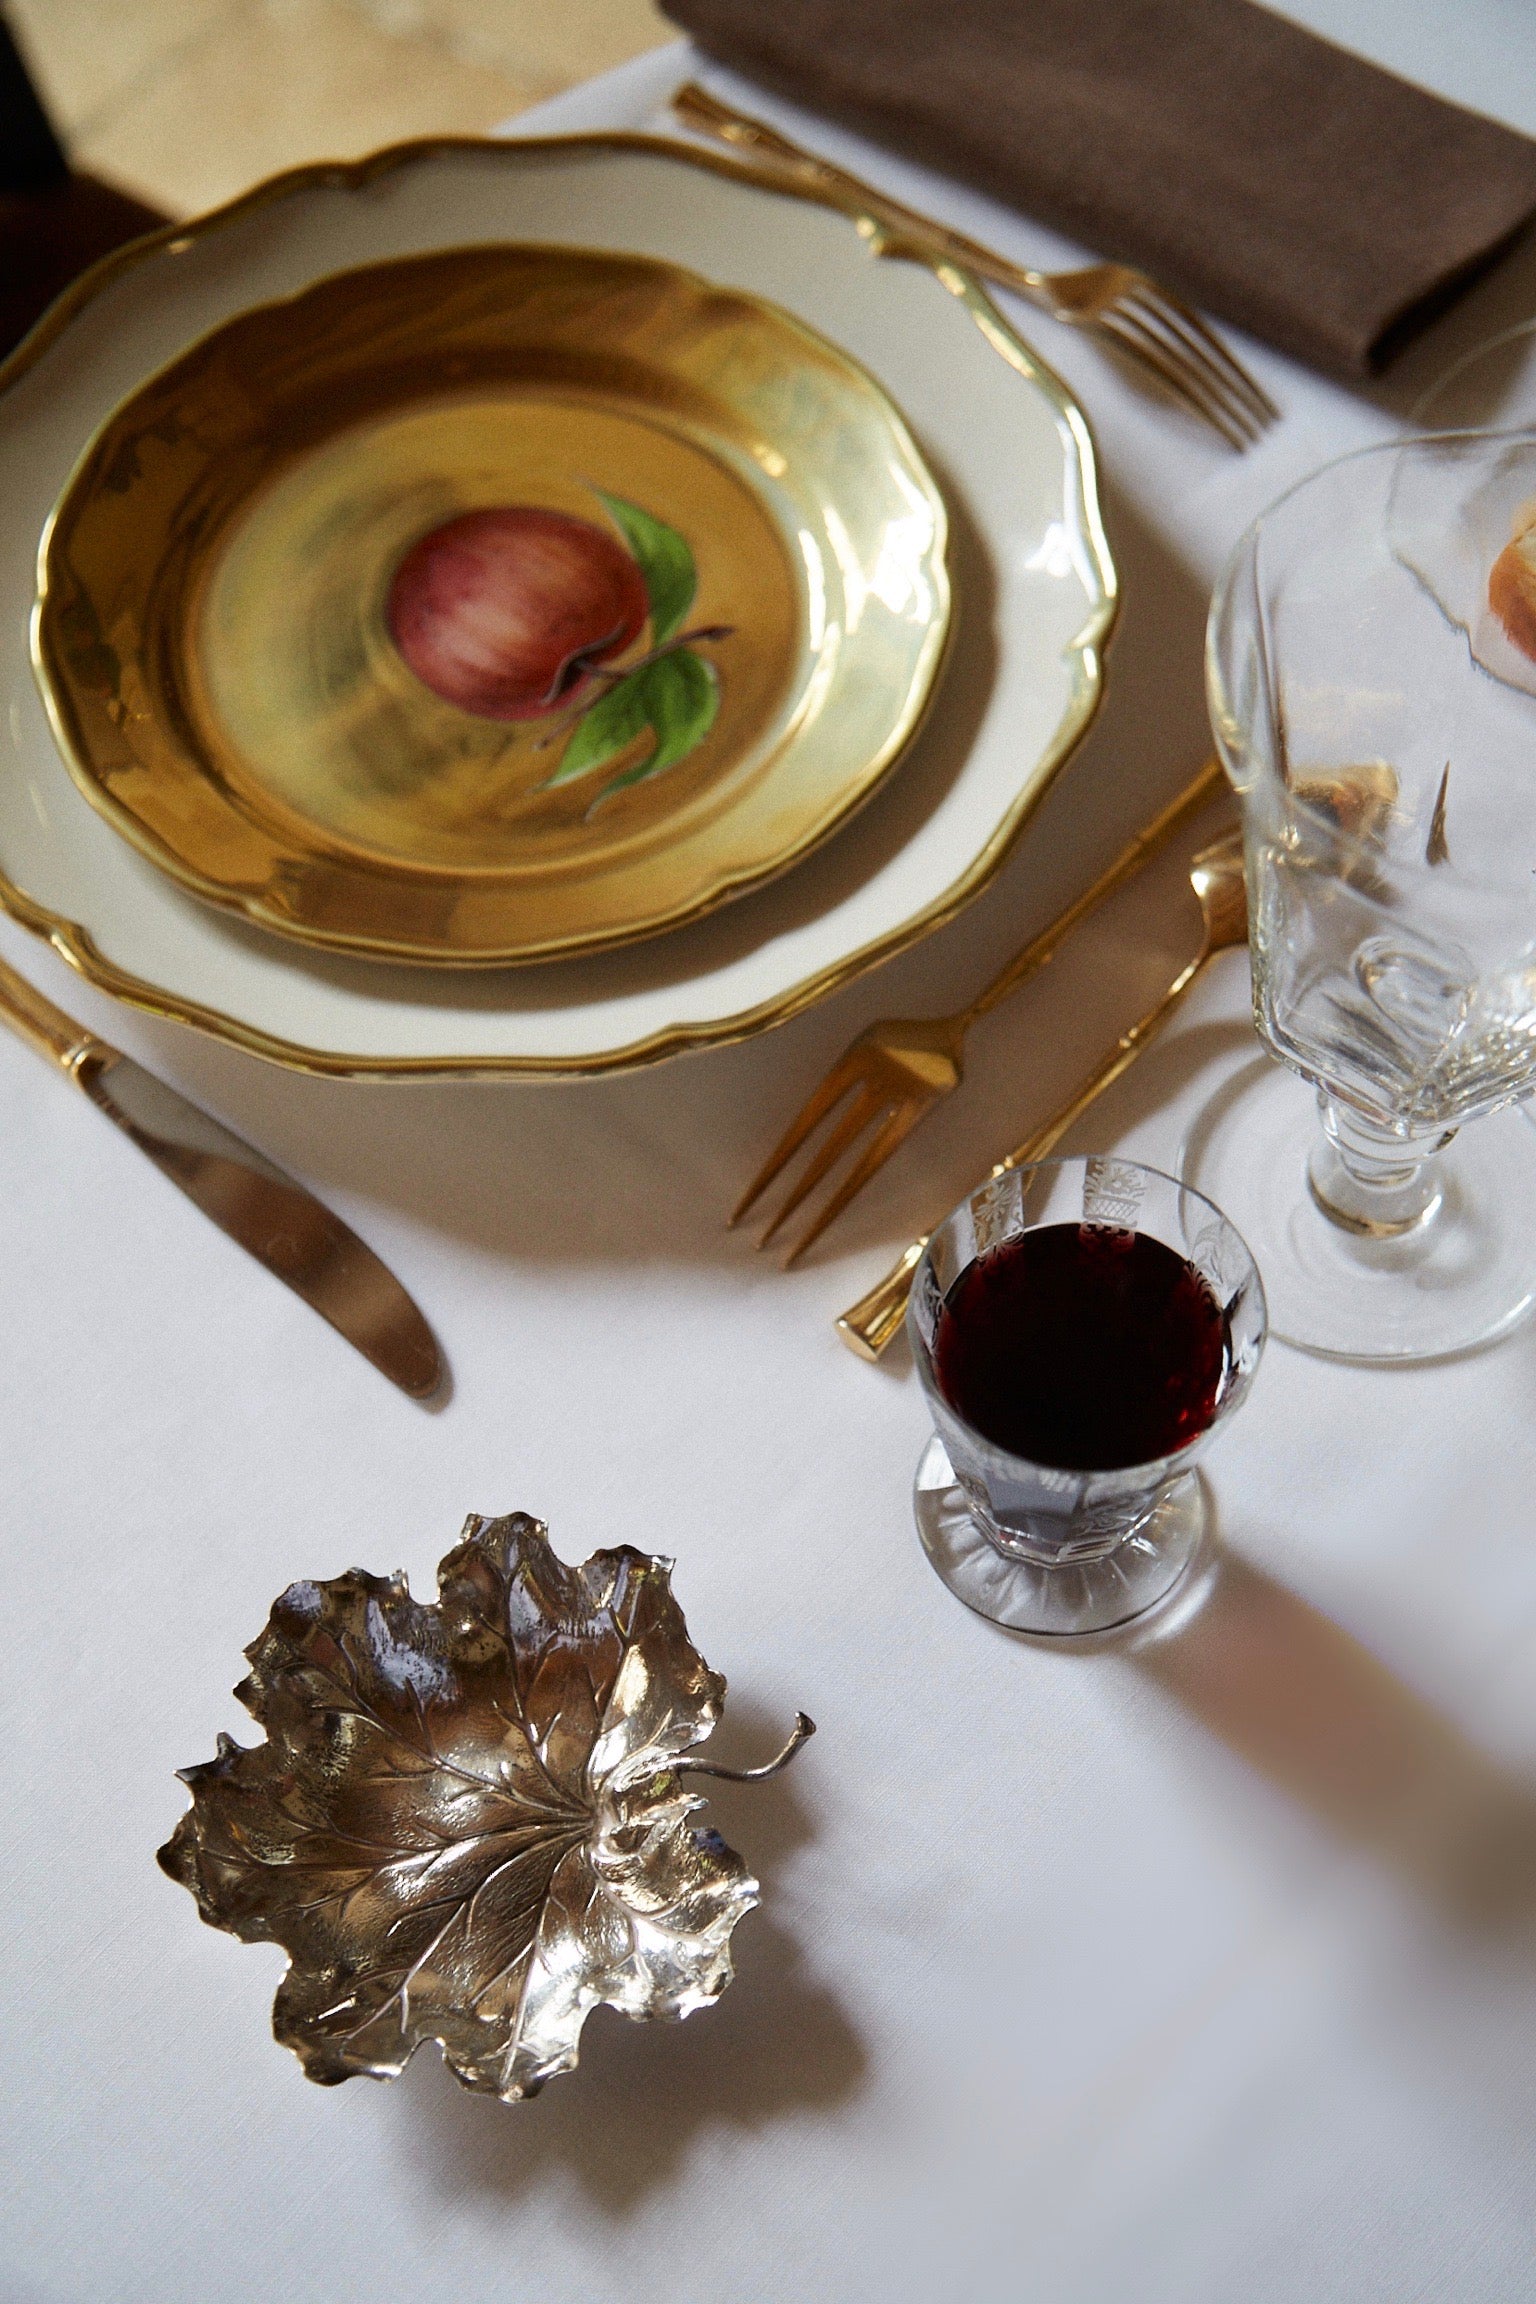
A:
9,12,1536,2301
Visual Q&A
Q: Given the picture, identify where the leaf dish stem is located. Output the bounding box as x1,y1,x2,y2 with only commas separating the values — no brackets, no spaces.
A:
676,1711,816,1782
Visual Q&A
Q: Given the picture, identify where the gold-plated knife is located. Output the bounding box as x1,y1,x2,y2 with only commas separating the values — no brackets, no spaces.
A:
0,952,444,1398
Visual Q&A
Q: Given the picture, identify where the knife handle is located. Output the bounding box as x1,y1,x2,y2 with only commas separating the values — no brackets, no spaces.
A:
0,951,105,1072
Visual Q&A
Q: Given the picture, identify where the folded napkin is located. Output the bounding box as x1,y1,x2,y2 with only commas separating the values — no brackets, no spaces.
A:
663,0,1536,380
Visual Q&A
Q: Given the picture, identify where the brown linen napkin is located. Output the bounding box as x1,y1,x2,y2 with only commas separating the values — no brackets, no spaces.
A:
662,0,1536,380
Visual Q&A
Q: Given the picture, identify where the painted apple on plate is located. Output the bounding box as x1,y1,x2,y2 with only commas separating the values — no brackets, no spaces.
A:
386,490,730,807
388,507,649,719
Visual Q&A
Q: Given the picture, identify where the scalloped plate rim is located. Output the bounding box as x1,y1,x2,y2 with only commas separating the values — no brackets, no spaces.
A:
0,131,1116,1080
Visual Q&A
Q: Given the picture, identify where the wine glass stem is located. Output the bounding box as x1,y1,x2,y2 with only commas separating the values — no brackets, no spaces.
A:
1306,1093,1452,1237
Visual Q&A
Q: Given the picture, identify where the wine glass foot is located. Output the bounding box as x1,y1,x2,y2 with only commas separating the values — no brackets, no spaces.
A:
913,1435,1204,1638
1183,1059,1536,1362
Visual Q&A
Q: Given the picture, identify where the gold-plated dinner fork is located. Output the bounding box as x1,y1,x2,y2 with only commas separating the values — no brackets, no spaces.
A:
732,757,1228,1263
835,831,1250,1360
672,83,1278,450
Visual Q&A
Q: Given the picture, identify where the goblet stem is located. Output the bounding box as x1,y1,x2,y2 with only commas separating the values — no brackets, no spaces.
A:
1306,1093,1454,1238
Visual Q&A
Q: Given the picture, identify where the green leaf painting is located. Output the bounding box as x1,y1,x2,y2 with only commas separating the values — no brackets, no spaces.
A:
600,652,720,798
541,492,727,805
543,663,655,787
547,650,720,808
596,491,696,642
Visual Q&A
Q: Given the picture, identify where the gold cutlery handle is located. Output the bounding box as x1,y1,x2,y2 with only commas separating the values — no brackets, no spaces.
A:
960,757,1224,1027
675,82,831,170
674,82,1049,298
836,941,1216,1360
837,1239,928,1361
0,951,106,1073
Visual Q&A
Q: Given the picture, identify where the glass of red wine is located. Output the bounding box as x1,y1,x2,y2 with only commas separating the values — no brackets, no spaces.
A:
907,1155,1266,1637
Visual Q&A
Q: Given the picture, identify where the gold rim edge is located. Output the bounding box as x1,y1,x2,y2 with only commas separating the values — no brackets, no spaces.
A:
28,233,954,968
0,129,1117,1081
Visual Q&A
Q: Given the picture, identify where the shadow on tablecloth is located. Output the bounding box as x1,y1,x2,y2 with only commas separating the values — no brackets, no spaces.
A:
384,1695,865,2208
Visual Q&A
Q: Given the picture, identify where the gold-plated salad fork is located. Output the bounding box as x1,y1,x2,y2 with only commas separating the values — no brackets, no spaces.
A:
732,758,1227,1262
672,83,1278,449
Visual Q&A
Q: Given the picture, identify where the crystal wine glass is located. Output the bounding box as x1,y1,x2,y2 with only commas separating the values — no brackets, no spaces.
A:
1411,319,1536,432
1194,433,1536,1361
908,1156,1265,1639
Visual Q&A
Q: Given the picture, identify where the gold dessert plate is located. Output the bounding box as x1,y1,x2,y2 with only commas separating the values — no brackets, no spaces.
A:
0,133,1113,1079
34,241,950,966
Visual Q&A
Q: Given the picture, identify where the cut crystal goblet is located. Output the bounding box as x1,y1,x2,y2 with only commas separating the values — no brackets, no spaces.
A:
1194,434,1536,1360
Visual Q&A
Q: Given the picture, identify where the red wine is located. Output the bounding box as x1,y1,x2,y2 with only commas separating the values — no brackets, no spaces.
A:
934,1224,1230,1471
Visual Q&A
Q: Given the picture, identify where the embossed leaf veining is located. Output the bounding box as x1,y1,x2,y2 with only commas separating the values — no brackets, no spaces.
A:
159,1513,764,2101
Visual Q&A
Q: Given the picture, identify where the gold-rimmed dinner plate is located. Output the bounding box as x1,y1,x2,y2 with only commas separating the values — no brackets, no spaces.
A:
35,240,949,966
0,133,1113,1078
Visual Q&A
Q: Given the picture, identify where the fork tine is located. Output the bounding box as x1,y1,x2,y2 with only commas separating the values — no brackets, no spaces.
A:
1119,280,1276,425
1088,302,1248,443
1148,291,1281,425
1093,315,1250,447
757,1086,891,1248
1118,297,1265,435
1119,308,1261,442
1093,308,1252,447
1112,290,1267,442
1119,286,1273,437
782,1100,931,1267
730,1053,870,1225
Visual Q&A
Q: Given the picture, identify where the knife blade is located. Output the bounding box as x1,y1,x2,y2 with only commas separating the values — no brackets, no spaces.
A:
0,952,444,1398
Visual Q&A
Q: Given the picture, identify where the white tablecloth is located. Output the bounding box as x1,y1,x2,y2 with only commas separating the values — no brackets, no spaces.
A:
9,14,1536,2301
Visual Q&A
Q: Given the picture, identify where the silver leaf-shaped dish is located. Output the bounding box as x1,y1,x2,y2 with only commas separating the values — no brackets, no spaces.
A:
159,1511,812,2101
